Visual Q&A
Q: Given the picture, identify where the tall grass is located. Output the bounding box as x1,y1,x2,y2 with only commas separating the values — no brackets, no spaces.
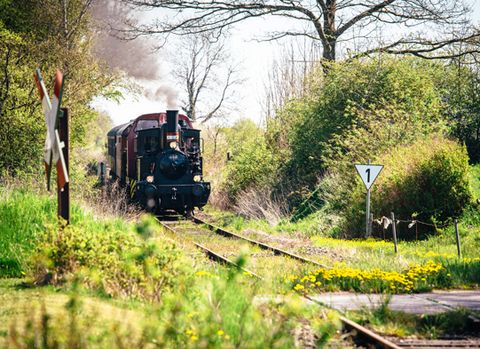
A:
0,187,56,277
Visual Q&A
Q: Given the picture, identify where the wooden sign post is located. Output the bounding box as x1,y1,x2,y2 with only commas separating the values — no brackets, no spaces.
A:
57,108,70,224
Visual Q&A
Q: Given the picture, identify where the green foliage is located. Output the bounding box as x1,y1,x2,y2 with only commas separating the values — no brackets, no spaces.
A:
436,65,480,163
0,0,119,176
0,187,56,277
150,268,338,348
0,24,44,174
344,136,472,238
0,187,186,300
222,119,280,201
2,270,341,348
33,215,187,301
275,57,447,188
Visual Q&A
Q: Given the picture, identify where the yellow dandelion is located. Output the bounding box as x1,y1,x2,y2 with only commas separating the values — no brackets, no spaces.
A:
294,284,305,291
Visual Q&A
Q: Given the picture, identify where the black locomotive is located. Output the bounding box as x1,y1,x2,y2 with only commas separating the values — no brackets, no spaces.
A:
106,110,210,215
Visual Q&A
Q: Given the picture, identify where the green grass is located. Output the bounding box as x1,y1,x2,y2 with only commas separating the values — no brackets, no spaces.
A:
204,204,339,237
468,164,480,199
0,186,133,278
347,297,480,338
204,206,480,292
0,187,56,277
204,167,480,293
0,186,344,347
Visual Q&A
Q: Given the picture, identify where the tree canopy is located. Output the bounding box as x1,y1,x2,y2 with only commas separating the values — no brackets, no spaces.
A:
0,0,117,175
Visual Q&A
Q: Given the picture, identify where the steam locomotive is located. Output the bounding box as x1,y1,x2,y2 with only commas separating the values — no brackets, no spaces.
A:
106,110,210,215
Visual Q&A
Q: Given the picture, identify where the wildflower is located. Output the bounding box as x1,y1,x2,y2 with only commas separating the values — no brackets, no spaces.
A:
217,330,224,336
196,271,210,277
294,284,305,291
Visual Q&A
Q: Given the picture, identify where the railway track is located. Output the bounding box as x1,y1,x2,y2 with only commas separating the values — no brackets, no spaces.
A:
158,219,262,278
158,216,321,282
157,216,480,349
192,217,328,268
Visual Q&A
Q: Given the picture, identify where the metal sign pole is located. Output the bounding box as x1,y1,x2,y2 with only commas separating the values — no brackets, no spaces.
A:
57,108,70,224
366,188,371,237
365,159,371,237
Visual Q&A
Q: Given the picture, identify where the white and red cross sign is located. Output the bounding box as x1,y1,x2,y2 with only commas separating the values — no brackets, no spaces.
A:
34,69,69,190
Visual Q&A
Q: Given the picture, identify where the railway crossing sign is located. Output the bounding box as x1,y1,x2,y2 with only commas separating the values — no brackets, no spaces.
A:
355,164,383,190
355,162,383,238
34,69,69,191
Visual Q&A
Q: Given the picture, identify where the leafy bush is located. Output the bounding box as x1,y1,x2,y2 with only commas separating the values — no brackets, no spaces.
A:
273,57,447,189
344,136,472,238
222,121,280,202
33,215,187,301
435,66,480,163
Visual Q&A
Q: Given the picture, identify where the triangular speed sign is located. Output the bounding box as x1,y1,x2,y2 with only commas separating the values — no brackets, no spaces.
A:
355,164,383,190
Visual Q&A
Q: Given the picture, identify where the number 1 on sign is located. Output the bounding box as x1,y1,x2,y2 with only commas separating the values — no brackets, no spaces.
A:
366,168,370,183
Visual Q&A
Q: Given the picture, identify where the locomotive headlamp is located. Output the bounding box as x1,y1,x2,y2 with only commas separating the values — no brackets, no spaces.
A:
193,175,202,182
146,175,154,183
169,141,177,149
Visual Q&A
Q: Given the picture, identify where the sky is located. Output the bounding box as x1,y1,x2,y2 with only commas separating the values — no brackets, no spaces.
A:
92,14,298,126
92,1,480,127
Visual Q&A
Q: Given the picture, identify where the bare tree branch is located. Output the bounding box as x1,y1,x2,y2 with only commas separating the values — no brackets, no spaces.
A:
120,0,479,63
173,33,241,122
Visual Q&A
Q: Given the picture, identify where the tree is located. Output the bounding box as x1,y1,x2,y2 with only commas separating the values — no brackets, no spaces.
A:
173,34,240,122
274,58,449,187
121,0,480,63
0,0,117,174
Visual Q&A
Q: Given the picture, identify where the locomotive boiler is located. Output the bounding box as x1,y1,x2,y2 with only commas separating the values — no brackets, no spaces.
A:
106,110,210,215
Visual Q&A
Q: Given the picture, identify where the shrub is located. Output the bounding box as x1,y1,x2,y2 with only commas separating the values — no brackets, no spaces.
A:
343,136,472,238
32,215,188,301
275,57,447,189
223,134,280,202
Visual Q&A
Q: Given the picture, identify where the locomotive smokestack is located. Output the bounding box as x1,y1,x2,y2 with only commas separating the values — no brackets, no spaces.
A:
166,110,179,143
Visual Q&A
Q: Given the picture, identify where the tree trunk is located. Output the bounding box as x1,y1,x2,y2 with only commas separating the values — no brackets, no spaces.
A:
322,0,337,64
322,39,336,61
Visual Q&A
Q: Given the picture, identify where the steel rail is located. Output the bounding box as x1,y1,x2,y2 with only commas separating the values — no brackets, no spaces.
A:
157,219,262,280
192,217,329,269
339,316,402,349
303,294,401,349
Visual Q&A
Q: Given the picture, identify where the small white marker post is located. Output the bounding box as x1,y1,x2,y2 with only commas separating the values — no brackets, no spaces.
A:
355,160,383,237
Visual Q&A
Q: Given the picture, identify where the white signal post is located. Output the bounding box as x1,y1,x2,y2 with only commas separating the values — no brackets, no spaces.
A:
355,160,383,237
